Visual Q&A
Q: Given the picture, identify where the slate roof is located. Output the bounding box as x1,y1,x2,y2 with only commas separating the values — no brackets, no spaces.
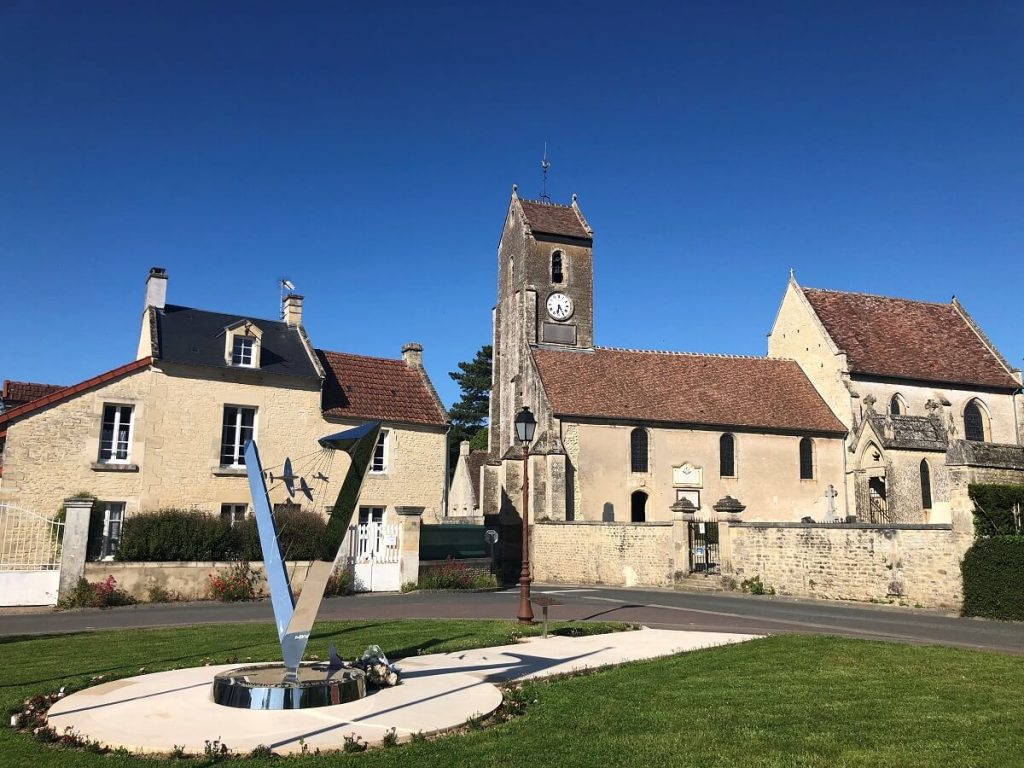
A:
154,305,320,381
0,359,152,428
1,380,65,411
946,440,1024,470
802,288,1018,390
532,347,846,434
863,412,948,451
317,350,447,427
518,199,592,240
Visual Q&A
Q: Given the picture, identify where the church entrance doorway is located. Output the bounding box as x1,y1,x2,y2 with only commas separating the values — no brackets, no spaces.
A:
868,476,890,524
630,491,647,522
688,521,720,575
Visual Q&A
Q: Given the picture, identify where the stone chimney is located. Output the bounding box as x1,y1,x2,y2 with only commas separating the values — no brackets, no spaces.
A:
145,267,167,309
283,294,303,327
402,342,423,368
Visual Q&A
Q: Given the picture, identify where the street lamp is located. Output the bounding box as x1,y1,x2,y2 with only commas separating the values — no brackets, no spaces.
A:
514,406,537,624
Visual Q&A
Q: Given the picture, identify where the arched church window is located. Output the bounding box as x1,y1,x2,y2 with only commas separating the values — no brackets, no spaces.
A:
551,251,564,284
920,460,932,510
630,428,649,473
799,437,814,480
889,394,906,416
964,400,987,442
630,490,647,522
719,433,736,477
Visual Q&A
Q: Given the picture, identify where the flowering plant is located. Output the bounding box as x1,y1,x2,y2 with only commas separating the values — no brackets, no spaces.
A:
207,561,261,601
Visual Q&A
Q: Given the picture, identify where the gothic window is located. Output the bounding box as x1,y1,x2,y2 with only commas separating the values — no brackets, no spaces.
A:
920,460,932,510
719,433,736,477
799,437,814,480
551,251,564,284
630,490,647,522
630,428,649,473
889,394,906,416
964,400,986,442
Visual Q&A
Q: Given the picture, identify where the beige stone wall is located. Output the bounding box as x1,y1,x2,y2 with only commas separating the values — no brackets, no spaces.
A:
726,522,971,610
0,364,446,526
532,520,675,587
567,421,847,522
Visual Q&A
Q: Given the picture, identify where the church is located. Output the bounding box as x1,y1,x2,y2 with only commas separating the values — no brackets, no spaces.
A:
479,187,1023,592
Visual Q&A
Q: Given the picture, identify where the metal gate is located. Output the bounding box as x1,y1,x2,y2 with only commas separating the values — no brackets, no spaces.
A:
688,520,720,575
347,522,400,592
0,503,65,606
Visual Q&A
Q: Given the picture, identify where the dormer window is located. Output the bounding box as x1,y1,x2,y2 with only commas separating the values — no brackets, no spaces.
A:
224,320,262,369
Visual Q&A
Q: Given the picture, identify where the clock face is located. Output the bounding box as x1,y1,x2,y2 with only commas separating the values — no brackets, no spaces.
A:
546,292,574,321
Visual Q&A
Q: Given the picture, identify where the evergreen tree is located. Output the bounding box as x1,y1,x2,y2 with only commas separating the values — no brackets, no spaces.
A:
447,345,492,471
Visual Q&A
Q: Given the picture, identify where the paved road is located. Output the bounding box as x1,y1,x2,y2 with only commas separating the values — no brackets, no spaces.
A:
2,586,1021,654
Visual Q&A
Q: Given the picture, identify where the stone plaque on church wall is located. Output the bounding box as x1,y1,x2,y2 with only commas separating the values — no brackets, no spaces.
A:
542,322,577,345
673,462,703,488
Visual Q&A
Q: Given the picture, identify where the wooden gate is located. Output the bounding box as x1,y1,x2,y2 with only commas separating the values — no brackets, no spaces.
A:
0,503,64,606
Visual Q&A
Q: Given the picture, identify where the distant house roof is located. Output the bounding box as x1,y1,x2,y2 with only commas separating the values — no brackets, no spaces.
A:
153,304,320,381
518,198,592,241
317,350,447,427
1,380,65,411
802,288,1019,390
0,358,152,428
532,347,846,435
464,449,488,506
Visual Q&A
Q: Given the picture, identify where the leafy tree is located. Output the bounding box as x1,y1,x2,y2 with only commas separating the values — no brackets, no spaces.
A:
447,344,492,474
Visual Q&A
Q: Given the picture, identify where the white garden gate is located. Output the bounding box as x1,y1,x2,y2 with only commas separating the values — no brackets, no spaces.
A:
0,503,65,606
347,521,400,592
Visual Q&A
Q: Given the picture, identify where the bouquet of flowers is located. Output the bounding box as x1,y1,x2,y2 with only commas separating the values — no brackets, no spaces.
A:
352,645,401,688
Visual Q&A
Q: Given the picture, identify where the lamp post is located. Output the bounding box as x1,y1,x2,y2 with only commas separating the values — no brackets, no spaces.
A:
514,406,537,624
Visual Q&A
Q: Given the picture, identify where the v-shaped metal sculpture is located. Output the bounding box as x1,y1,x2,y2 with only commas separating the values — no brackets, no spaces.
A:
244,421,382,684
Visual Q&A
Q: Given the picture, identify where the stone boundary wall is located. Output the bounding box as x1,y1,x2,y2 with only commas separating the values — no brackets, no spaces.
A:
418,556,492,582
532,520,679,588
724,522,972,610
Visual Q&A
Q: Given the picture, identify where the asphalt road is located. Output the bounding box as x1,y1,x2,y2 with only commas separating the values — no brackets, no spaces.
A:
3,586,1022,654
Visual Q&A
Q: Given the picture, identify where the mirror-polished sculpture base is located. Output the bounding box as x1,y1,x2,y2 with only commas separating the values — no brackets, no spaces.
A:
212,664,367,710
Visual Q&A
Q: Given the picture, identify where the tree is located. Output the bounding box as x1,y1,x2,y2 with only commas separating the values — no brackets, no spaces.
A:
447,344,492,473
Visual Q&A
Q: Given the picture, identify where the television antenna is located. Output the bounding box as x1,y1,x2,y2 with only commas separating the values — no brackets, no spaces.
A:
540,143,551,202
279,278,296,319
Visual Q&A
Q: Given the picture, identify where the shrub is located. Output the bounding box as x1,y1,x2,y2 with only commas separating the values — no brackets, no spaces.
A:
145,584,177,603
740,575,776,596
324,565,353,597
116,509,239,562
961,536,1024,620
969,484,1024,536
58,576,135,609
407,559,498,591
242,507,330,561
207,561,261,601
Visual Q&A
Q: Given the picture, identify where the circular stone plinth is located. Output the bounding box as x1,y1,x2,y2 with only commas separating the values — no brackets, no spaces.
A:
212,664,366,710
46,664,502,755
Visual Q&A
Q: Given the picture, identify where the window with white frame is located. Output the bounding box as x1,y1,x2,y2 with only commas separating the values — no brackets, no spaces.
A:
99,404,134,463
220,503,248,527
88,501,125,560
220,406,256,467
369,429,389,473
231,335,255,367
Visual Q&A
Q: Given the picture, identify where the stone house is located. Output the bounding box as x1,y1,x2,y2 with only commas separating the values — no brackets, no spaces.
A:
768,277,1024,524
0,268,448,559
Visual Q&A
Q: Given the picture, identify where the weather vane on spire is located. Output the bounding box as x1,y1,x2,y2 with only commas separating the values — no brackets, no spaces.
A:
540,142,551,202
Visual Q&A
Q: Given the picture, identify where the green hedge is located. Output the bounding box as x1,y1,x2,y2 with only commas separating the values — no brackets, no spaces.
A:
116,507,329,562
968,484,1024,536
961,537,1024,620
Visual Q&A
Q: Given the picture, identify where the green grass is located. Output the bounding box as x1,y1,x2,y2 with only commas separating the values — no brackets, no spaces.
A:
1,621,1022,768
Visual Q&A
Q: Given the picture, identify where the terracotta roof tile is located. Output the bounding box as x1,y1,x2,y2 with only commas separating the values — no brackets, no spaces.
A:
317,350,447,427
518,199,591,240
0,359,152,427
803,288,1018,390
1,380,65,410
532,347,845,434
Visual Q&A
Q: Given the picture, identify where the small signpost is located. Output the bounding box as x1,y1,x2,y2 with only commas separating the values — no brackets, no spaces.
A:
530,595,562,638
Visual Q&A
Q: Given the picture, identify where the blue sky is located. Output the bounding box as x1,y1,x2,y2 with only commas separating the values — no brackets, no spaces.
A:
2,2,1022,409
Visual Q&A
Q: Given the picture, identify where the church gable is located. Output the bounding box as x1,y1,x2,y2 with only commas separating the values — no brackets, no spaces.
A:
802,288,1018,390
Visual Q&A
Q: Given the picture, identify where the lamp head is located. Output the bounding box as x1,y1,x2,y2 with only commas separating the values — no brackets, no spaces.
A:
514,406,537,444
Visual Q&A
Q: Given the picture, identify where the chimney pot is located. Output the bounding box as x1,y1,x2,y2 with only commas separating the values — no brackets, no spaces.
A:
402,342,423,368
283,293,304,328
145,267,167,309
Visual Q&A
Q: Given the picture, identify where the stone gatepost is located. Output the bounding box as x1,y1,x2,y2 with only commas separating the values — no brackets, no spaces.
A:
59,498,94,598
396,506,424,586
671,508,690,582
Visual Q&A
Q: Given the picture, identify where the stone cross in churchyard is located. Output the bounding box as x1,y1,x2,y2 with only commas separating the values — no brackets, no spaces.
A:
825,485,838,521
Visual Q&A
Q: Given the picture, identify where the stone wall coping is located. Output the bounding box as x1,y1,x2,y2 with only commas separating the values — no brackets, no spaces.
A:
535,520,673,527
396,506,425,517
84,560,318,569
729,522,954,531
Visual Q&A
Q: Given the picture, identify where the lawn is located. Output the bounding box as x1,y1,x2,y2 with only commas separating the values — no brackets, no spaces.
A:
1,620,1022,768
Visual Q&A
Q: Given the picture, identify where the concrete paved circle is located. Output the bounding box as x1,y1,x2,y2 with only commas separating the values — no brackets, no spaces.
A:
46,628,757,755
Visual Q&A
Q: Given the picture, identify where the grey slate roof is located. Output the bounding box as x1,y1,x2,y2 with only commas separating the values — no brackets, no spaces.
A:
946,440,1024,470
154,305,320,381
864,412,949,451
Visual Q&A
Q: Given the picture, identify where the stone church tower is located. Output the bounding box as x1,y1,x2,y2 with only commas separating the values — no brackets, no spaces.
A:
482,187,593,521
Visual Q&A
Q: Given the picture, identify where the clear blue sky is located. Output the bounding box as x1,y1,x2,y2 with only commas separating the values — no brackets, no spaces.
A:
2,2,1022,409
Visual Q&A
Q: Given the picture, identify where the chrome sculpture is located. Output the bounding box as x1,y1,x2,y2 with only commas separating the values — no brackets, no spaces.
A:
212,421,382,710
